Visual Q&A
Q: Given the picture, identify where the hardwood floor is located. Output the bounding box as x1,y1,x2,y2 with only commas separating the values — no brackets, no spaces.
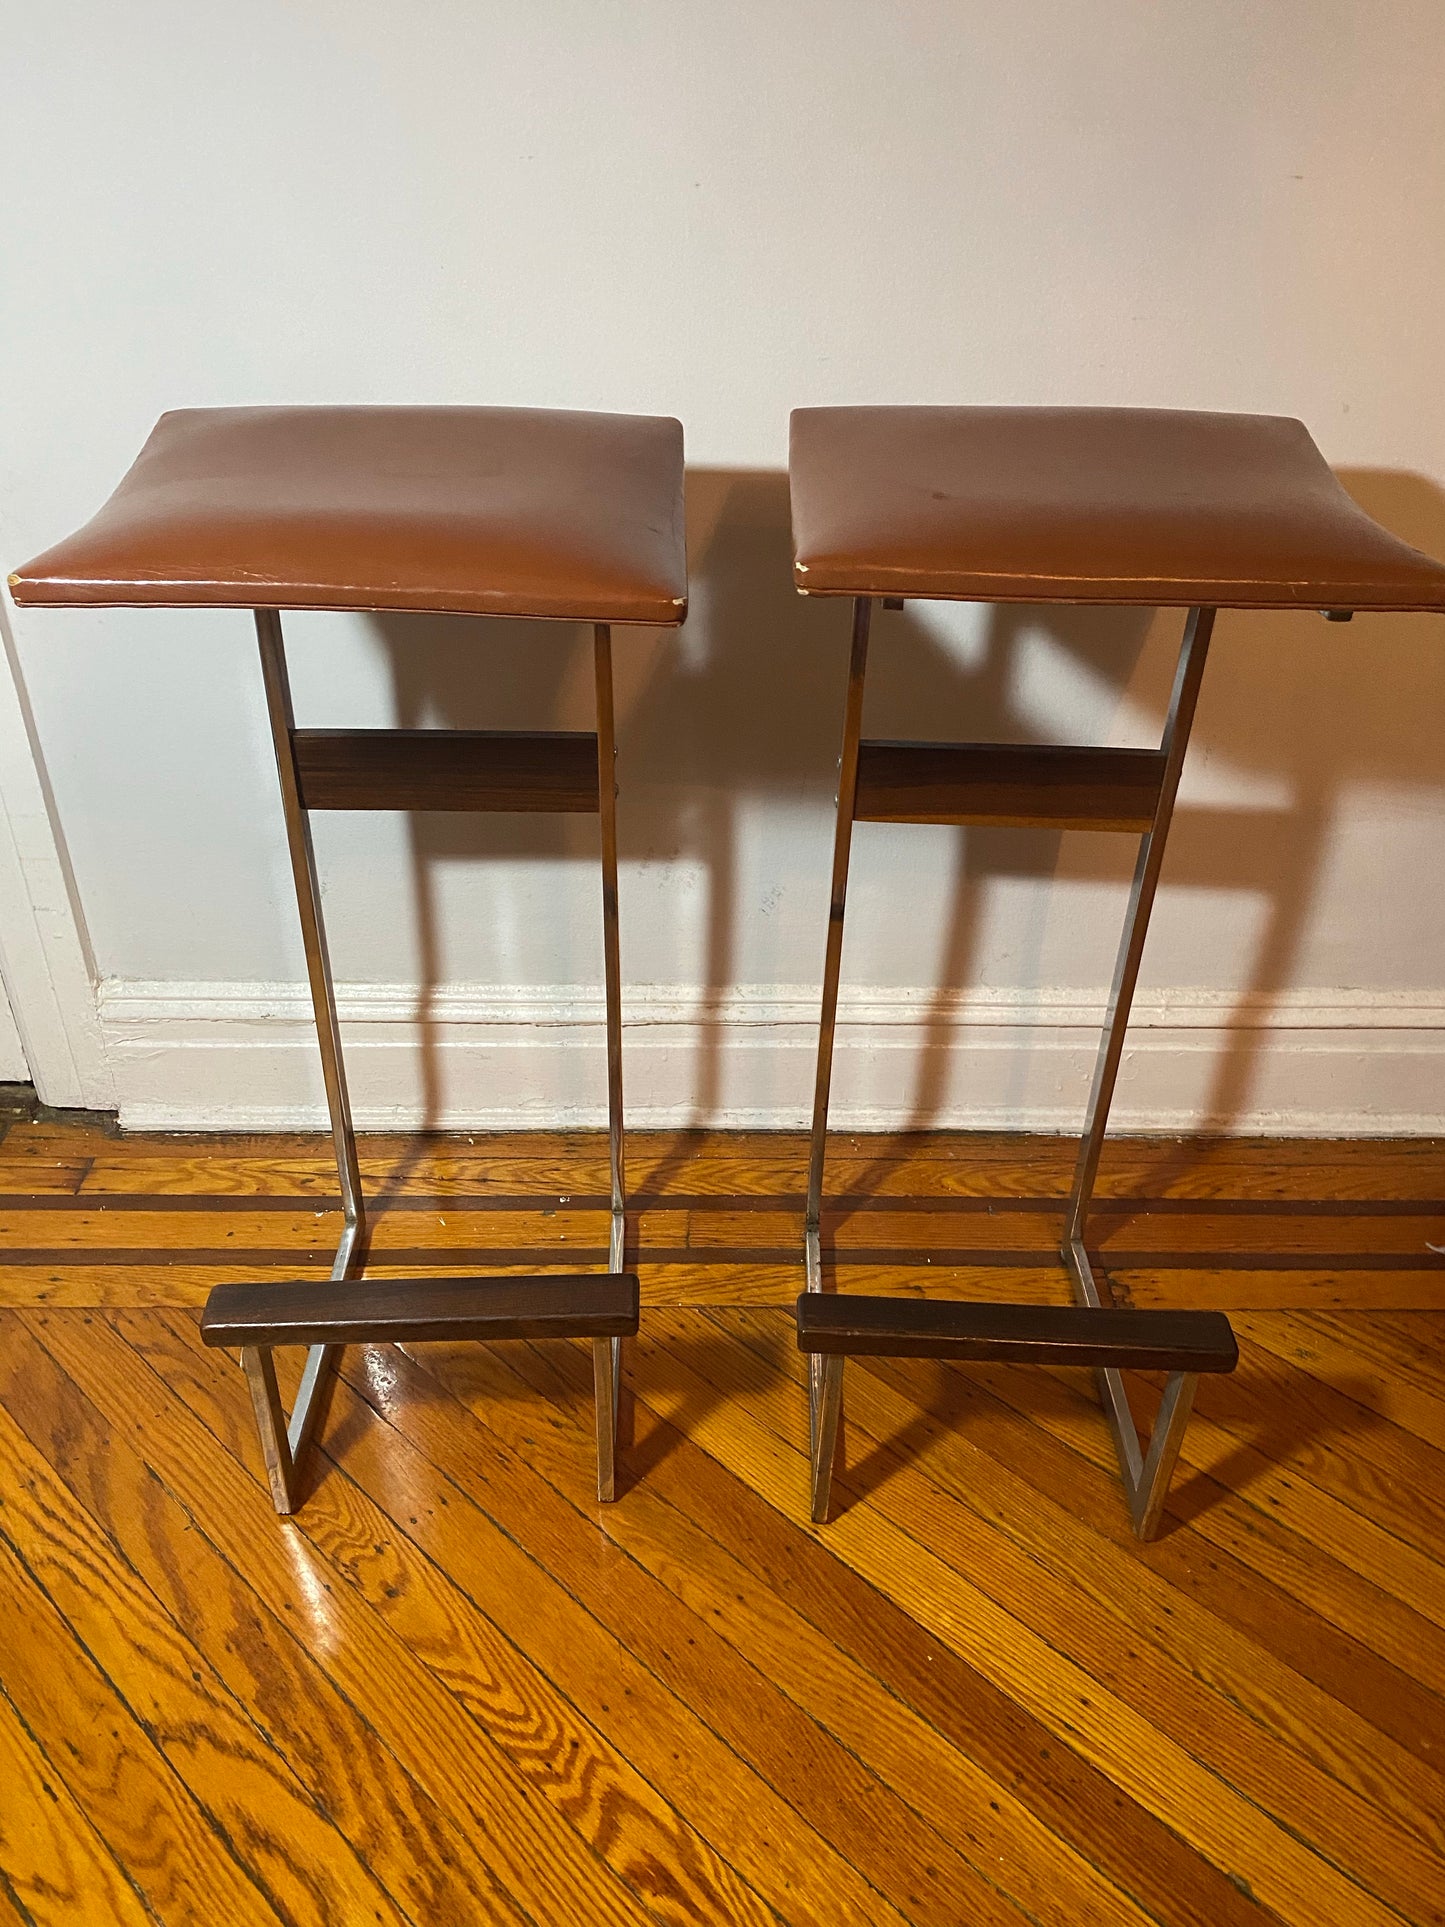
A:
0,1115,1442,1925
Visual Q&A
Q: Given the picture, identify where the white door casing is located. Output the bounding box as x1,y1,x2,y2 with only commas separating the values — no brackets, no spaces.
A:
0,973,27,1081
0,606,113,1108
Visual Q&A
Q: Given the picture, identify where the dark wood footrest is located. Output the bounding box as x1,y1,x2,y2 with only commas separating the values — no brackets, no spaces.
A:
853,742,1166,832
796,1294,1237,1373
293,730,600,815
201,1273,639,1349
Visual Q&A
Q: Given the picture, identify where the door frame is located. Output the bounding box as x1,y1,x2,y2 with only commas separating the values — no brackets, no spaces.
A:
0,604,114,1108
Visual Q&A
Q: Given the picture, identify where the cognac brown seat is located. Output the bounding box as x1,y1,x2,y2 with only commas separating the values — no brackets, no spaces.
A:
789,406,1445,611
8,405,688,625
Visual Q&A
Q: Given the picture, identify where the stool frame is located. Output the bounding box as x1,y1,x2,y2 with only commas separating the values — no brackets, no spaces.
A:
241,608,628,1513
805,598,1218,1536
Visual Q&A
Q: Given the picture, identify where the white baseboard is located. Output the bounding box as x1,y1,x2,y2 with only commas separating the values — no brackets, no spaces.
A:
96,979,1445,1135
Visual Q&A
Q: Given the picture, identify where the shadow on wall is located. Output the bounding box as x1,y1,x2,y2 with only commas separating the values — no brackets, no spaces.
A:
367,465,1445,1143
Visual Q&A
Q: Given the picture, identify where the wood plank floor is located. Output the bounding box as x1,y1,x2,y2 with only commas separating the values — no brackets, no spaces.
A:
0,1116,1442,1925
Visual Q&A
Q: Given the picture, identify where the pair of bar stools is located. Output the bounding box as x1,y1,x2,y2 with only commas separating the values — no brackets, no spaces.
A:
12,403,1445,1538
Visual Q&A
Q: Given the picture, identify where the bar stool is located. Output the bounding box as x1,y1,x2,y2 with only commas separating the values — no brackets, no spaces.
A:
9,404,687,1512
788,405,1445,1536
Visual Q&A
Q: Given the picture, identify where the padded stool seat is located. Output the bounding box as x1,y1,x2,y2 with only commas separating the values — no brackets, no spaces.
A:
10,404,688,625
789,405,1445,609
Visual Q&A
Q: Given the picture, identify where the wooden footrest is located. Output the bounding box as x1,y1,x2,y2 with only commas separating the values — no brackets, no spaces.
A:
201,1273,640,1349
852,742,1166,831
795,1294,1237,1373
293,730,600,815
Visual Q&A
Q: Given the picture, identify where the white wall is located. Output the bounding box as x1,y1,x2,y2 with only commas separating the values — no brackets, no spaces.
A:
3,0,1444,1131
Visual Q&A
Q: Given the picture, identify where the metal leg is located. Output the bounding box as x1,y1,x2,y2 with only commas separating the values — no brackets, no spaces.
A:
1061,605,1215,1532
241,1345,295,1515
592,1336,621,1502
594,624,627,1277
806,597,873,1292
1064,606,1215,1262
1130,1371,1198,1540
809,1354,844,1522
256,611,365,1234
252,609,367,1512
593,624,628,1501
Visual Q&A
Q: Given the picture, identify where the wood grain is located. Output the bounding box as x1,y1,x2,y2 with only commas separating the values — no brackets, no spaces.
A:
795,1291,1238,1368
0,1681,155,1927
724,1316,1445,1897
958,1339,1445,1702
19,1310,709,1927
200,1269,638,1346
723,1311,1445,1910
203,1321,914,1927
2,1119,1444,1927
0,1354,413,1927
625,1317,1422,1927
0,1154,88,1195
293,727,600,814
493,1328,1279,1927
310,1353,939,1927
856,1327,1445,1768
16,1312,699,1927
0,1489,285,1927
0,1320,538,1927
406,1329,1230,1927
852,739,1165,830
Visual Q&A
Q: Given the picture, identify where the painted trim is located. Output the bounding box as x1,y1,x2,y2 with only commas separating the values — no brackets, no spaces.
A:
0,611,113,1107
0,977,26,1081
99,978,1445,1136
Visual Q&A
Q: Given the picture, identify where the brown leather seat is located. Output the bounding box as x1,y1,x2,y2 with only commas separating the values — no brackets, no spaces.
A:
789,406,1445,610
8,405,688,625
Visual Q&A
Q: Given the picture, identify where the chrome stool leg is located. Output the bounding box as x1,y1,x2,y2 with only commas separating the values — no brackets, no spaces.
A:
1130,1370,1200,1540
805,596,872,1294
592,1336,622,1502
595,621,630,1493
251,611,365,1513
1062,607,1215,1538
808,1353,845,1524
